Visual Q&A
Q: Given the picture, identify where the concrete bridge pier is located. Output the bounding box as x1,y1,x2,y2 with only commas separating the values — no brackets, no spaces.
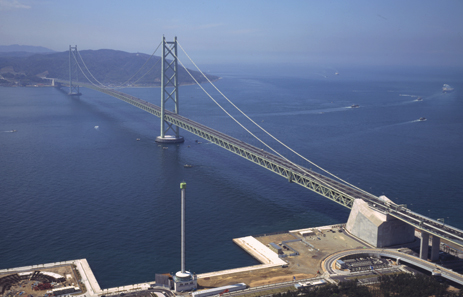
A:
420,231,441,261
431,236,441,261
420,231,429,260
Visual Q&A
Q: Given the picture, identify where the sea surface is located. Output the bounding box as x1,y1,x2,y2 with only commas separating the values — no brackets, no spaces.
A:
1,65,462,288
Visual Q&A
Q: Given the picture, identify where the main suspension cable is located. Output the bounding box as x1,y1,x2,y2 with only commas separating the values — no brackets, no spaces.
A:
113,41,162,88
71,50,102,89
76,50,107,88
177,41,376,199
117,57,161,88
171,49,351,197
74,41,162,89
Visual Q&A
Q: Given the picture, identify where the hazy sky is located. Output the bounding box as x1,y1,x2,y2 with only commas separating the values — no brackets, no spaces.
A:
1,0,462,67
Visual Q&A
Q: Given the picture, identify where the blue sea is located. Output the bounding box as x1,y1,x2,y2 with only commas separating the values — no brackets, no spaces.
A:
1,65,462,288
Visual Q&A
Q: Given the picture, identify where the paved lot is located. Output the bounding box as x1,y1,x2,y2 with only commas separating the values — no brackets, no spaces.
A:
256,227,370,275
198,225,371,288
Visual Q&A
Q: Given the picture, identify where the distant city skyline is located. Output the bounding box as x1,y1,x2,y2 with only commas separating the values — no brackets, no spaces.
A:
1,0,462,67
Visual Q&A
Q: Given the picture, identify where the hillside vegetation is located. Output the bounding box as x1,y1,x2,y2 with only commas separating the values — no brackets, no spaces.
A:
0,49,219,87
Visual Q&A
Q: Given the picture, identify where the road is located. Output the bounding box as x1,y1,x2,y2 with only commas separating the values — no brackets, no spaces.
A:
53,80,463,249
322,248,463,286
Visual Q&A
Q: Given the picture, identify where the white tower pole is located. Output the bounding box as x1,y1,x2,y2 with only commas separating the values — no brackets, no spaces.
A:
180,182,186,273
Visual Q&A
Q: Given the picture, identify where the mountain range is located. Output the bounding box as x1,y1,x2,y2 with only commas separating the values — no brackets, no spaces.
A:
0,46,219,87
0,44,56,54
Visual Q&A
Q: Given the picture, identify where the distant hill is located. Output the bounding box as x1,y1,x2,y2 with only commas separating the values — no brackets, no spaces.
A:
0,44,56,55
0,48,219,87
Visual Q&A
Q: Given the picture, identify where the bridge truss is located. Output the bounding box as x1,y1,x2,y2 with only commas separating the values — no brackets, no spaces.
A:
53,78,463,249
78,82,359,206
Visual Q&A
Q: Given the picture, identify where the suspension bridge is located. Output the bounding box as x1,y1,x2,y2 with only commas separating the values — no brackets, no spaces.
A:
53,37,463,262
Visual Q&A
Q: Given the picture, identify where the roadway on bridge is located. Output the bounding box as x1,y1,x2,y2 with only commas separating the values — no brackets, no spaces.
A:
53,80,463,250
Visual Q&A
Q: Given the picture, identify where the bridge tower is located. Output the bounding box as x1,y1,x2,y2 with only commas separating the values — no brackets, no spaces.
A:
68,45,82,96
155,37,184,143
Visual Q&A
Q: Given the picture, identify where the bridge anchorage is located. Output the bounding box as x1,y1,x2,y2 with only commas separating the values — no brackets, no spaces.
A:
68,45,82,96
155,36,184,143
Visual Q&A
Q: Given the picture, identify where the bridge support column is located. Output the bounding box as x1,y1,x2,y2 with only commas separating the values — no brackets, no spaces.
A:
431,236,440,262
156,36,184,144
420,231,429,260
68,45,82,96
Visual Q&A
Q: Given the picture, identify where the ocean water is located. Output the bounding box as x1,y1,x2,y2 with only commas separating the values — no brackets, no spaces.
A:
1,65,462,288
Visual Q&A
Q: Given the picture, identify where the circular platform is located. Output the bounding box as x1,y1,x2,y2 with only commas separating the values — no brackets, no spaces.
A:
175,271,193,281
155,135,185,143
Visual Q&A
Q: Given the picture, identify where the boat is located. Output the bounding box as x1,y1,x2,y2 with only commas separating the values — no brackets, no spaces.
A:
136,138,140,141
350,104,359,108
415,97,423,101
419,117,427,121
443,84,454,93
184,164,193,168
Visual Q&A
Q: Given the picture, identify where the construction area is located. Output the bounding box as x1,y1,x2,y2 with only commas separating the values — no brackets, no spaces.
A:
0,264,84,297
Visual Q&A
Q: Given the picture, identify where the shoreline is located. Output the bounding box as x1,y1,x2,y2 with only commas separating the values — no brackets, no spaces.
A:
0,77,222,89
3,222,463,294
0,223,354,295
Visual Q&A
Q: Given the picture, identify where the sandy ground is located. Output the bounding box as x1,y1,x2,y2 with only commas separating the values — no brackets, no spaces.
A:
197,266,314,288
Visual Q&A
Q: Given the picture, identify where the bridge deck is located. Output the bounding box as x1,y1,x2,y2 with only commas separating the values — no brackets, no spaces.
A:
53,80,463,249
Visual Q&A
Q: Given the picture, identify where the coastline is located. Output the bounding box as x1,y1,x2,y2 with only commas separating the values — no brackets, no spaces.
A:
0,77,222,89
